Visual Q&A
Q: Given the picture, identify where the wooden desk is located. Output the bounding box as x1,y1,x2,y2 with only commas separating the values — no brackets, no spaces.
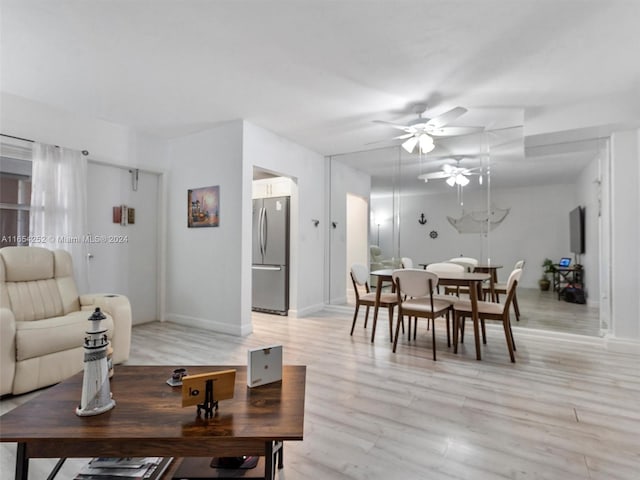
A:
0,365,306,480
553,266,584,300
436,272,491,360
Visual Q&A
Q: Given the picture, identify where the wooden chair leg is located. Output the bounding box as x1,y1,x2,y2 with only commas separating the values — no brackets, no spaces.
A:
431,316,437,361
364,306,370,328
388,306,396,343
370,308,379,343
513,292,521,321
445,311,451,348
460,315,465,343
503,319,516,362
413,317,418,340
392,311,403,353
350,303,360,336
508,315,516,351
453,312,459,353
481,318,487,344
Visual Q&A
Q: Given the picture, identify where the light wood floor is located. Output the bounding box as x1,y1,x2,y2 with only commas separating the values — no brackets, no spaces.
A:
2,306,638,479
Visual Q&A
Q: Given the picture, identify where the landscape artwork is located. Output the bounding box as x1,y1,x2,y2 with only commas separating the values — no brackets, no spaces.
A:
188,185,220,228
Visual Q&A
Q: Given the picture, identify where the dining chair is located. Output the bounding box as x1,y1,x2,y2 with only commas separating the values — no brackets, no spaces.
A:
453,268,523,362
401,257,414,268
483,259,525,321
420,262,465,331
445,258,477,296
427,261,465,297
391,269,455,360
349,263,399,342
448,257,478,272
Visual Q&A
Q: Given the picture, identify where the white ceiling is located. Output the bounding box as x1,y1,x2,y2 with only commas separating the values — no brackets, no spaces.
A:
2,1,639,191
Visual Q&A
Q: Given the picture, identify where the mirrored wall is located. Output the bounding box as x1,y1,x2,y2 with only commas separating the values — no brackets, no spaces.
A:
328,128,606,337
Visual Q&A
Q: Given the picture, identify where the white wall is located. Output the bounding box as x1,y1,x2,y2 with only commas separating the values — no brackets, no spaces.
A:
243,122,326,316
374,183,576,289
165,122,246,334
609,129,640,343
0,93,169,171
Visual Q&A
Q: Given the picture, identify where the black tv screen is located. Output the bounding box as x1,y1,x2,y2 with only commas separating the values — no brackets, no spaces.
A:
569,206,585,254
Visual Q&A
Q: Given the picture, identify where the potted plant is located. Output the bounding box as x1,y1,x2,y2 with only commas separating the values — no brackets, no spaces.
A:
539,258,555,291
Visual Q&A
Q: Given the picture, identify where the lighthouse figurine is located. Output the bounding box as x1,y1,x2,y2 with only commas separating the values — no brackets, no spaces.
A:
76,307,116,416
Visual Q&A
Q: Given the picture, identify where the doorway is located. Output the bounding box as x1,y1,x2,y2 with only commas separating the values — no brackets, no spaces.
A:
346,193,368,303
86,164,160,325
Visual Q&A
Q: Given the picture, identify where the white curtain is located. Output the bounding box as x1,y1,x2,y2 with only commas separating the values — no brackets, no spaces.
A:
30,142,89,293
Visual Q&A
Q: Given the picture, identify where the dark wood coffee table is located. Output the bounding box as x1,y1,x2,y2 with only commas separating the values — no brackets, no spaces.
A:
0,365,306,480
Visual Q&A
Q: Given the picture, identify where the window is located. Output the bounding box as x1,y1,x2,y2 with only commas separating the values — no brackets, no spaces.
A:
1,156,32,247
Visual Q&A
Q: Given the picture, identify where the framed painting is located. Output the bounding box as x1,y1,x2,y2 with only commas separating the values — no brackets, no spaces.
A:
188,185,220,227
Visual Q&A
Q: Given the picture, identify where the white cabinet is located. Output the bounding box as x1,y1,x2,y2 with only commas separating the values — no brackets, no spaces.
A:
252,177,292,198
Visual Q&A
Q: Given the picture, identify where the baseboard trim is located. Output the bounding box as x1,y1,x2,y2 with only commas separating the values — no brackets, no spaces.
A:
489,324,639,354
603,335,640,354
165,313,248,337
323,304,352,314
291,303,325,317
511,325,604,345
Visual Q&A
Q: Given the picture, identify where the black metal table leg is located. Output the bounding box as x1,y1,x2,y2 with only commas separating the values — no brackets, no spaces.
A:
16,442,28,480
277,441,284,469
264,441,274,480
46,458,67,480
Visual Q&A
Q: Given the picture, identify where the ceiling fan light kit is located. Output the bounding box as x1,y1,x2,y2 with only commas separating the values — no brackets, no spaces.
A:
401,133,435,154
456,174,470,186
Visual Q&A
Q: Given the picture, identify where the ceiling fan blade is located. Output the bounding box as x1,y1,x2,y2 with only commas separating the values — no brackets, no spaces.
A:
393,133,415,140
426,106,467,128
417,171,449,181
428,126,485,137
373,120,411,131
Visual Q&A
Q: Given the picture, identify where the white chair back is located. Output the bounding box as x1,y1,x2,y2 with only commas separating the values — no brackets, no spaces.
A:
401,257,414,268
507,268,523,292
426,262,464,274
392,269,438,299
514,260,525,270
350,263,369,286
449,257,478,266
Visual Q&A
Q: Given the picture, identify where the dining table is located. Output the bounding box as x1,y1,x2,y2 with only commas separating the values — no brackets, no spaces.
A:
371,268,490,360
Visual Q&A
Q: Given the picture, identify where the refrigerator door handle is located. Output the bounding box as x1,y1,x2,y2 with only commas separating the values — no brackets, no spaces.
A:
259,207,265,258
252,265,282,271
262,208,268,255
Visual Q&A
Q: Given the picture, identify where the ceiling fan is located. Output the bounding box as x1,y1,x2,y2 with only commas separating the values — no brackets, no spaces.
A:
417,158,484,187
373,104,484,154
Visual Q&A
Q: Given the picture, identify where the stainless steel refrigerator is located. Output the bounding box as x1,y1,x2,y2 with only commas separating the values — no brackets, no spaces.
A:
252,196,289,315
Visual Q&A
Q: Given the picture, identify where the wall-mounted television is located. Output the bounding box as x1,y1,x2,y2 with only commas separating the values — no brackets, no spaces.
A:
569,206,585,254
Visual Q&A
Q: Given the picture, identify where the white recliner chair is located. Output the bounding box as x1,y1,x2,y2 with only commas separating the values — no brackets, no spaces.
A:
0,246,132,396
